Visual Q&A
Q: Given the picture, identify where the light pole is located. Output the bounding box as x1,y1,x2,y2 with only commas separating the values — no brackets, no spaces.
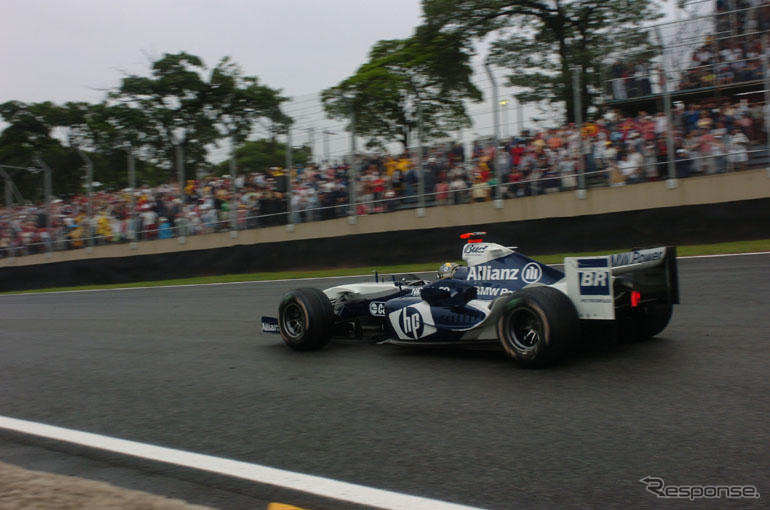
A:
173,128,186,205
322,130,334,165
500,99,510,139
306,127,315,163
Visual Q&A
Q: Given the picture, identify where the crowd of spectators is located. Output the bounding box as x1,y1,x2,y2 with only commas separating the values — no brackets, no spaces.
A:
609,0,769,99
680,0,770,89
609,60,654,100
679,33,766,90
1,94,767,258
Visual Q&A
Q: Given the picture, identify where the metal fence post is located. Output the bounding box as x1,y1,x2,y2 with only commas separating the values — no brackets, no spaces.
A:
656,27,678,189
33,156,53,254
485,62,503,208
762,33,770,178
176,144,185,205
127,145,139,248
77,149,94,251
348,100,357,225
286,128,294,232
572,65,587,199
1,169,14,258
230,135,238,237
2,170,11,210
416,95,425,217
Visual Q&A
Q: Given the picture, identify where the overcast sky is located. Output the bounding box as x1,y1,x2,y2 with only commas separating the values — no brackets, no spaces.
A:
1,0,433,160
1,0,424,103
1,0,691,162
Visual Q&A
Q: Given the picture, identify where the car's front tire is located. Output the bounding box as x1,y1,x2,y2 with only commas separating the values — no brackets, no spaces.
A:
497,287,579,367
278,288,334,350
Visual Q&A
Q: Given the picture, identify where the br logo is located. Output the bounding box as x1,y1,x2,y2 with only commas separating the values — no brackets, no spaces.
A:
579,270,610,295
399,307,424,339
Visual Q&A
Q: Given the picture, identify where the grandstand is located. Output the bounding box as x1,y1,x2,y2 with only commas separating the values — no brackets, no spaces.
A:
1,1,768,260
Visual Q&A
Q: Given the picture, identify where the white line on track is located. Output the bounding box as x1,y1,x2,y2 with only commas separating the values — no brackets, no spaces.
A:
0,416,482,510
2,250,769,297
675,250,770,259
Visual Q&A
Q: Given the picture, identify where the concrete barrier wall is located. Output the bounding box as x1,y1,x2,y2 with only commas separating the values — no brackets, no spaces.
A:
3,168,768,269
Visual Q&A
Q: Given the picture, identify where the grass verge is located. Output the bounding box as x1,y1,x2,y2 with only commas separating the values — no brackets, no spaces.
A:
3,239,768,295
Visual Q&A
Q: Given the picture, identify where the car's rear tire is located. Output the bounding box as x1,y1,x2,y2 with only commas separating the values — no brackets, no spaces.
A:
497,287,579,367
278,288,334,350
638,302,673,339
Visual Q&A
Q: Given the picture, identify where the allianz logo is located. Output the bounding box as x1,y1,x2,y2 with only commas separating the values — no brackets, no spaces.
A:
467,262,542,283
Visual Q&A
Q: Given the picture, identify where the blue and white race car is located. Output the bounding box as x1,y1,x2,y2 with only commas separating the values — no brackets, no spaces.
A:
261,233,679,367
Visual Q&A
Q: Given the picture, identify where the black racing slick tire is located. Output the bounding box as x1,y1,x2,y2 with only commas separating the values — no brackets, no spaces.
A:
497,286,580,367
278,288,334,351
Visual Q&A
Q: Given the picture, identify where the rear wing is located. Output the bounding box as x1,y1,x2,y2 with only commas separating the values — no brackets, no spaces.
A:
564,247,679,320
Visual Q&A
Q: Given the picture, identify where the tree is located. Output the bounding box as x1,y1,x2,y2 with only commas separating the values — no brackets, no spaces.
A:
0,53,290,197
422,0,665,122
110,52,291,181
0,101,83,198
214,139,312,175
206,57,291,146
0,100,167,199
321,25,481,151
109,52,217,180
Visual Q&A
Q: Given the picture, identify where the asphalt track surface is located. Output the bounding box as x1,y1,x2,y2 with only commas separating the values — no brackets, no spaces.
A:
0,254,768,509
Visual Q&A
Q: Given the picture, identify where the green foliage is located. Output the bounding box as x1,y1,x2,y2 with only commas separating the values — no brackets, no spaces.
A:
0,99,166,198
107,52,290,180
109,52,218,179
0,52,291,199
206,57,291,144
422,0,665,122
322,26,481,150
213,139,311,175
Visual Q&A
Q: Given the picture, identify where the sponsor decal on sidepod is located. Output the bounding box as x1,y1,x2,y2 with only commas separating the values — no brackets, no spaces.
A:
389,302,437,340
369,302,386,317
467,262,542,283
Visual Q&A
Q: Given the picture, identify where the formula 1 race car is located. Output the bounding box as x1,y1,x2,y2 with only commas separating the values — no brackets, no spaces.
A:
261,233,679,367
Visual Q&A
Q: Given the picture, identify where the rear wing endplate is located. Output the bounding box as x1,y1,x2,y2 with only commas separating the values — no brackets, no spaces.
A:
564,247,679,320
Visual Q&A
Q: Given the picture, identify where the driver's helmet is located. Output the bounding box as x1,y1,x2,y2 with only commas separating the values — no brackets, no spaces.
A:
437,262,460,279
